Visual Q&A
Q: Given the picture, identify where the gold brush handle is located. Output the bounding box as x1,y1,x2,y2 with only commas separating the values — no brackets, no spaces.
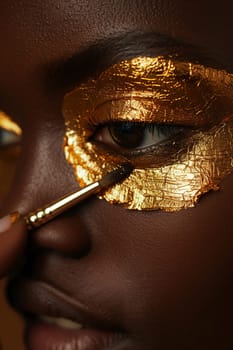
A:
25,182,99,230
25,163,133,230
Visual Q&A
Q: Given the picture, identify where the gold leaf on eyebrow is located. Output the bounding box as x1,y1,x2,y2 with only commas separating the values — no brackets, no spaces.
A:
0,111,22,135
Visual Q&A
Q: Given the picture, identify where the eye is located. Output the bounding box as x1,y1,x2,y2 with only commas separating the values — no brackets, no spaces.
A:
93,121,184,151
0,128,21,148
0,111,22,148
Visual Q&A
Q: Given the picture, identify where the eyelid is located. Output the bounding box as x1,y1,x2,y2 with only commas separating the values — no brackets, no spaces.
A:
91,97,212,129
63,58,233,136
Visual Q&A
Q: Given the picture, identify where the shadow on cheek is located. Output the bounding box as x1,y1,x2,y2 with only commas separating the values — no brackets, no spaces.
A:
0,146,21,205
0,149,24,350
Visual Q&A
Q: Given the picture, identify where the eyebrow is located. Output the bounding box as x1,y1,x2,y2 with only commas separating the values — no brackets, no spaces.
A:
47,31,224,91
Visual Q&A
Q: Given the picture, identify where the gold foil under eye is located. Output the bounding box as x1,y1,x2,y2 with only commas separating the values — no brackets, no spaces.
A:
63,56,233,212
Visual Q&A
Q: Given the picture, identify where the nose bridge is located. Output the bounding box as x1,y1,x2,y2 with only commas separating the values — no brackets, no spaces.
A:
1,114,91,255
5,119,78,212
2,108,92,255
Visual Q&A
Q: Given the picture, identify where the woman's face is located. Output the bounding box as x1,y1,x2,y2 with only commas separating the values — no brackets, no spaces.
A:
1,1,233,349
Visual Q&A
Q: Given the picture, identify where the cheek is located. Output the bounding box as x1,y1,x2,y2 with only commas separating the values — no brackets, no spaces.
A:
0,147,20,205
90,174,233,341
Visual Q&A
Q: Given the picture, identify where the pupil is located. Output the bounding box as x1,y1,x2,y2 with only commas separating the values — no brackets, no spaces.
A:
109,122,144,149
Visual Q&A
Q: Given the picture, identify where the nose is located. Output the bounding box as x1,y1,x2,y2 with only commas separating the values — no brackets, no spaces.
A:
31,210,90,256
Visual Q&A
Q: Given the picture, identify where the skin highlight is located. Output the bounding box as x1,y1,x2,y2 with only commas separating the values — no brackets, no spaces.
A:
0,1,233,349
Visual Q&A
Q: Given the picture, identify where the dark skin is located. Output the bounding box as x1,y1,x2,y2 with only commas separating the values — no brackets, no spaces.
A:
0,1,233,349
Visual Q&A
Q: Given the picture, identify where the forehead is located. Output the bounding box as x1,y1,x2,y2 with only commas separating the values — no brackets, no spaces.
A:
0,0,233,93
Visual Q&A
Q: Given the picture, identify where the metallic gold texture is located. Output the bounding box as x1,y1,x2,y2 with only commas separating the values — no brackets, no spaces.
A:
10,211,20,225
63,56,233,211
0,111,22,135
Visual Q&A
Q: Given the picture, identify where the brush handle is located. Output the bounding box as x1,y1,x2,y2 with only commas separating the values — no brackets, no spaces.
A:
25,182,100,230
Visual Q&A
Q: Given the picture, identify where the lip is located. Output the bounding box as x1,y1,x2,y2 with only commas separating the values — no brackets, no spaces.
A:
8,278,128,350
25,320,126,350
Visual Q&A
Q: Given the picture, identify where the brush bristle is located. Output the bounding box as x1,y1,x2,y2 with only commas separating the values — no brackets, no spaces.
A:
100,163,134,189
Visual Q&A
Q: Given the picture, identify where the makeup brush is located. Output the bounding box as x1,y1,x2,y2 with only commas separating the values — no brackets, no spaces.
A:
25,163,133,230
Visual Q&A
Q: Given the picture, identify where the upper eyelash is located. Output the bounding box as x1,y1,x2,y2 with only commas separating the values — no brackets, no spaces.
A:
91,121,186,137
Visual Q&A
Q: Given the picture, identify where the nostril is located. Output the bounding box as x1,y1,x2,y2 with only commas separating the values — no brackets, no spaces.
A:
30,215,91,257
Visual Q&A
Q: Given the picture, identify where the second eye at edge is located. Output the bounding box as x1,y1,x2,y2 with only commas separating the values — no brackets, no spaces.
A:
0,128,21,148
